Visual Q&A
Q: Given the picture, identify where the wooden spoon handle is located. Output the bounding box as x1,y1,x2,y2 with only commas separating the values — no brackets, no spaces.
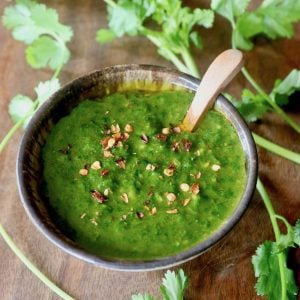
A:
181,49,244,132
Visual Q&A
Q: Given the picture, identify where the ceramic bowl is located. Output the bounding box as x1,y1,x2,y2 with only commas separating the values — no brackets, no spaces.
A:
17,65,258,271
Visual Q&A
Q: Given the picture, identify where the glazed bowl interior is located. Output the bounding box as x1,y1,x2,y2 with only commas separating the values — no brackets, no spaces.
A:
17,64,258,271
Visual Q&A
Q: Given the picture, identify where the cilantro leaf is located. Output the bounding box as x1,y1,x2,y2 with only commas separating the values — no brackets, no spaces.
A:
274,215,298,252
294,219,300,246
26,36,70,69
211,0,250,24
34,78,60,104
100,1,213,77
96,28,117,44
227,69,300,123
271,70,300,106
276,233,295,253
106,0,155,37
8,79,60,128
160,269,188,300
2,0,73,70
252,241,297,299
8,94,34,128
227,89,270,122
234,1,300,50
2,0,72,43
131,294,155,300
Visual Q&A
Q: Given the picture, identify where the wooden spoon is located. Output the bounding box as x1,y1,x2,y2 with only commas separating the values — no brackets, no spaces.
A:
181,49,244,132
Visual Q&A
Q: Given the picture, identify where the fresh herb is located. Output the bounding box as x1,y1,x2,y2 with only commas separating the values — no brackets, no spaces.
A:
211,0,300,51
211,0,300,135
0,0,74,298
132,269,189,300
211,2,300,298
255,179,300,300
272,70,300,106
252,242,297,300
97,0,214,77
2,0,72,71
228,69,300,123
1,0,73,150
8,78,60,128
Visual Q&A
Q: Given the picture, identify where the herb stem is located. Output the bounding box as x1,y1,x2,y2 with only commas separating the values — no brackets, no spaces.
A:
241,67,300,134
252,133,300,164
0,118,24,154
145,33,191,74
0,224,74,300
231,25,300,134
256,178,287,300
0,100,38,153
180,47,201,78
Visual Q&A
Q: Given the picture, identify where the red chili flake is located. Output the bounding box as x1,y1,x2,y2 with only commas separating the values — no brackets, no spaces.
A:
90,190,108,204
155,133,167,142
119,133,130,142
191,183,200,195
182,139,192,152
167,162,176,170
171,141,180,152
100,137,110,149
136,212,145,219
115,158,126,169
101,169,109,176
140,133,149,143
112,132,121,140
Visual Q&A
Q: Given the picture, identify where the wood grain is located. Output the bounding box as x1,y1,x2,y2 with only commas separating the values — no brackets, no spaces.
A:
0,1,299,299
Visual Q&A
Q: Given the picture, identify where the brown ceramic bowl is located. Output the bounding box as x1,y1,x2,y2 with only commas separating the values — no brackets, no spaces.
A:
17,65,258,271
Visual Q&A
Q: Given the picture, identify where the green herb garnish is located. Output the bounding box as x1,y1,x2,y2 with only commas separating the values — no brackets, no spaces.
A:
132,269,189,300
97,0,214,78
255,179,300,300
0,0,74,298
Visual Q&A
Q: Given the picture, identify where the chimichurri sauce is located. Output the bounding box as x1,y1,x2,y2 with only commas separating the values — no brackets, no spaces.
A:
42,90,246,260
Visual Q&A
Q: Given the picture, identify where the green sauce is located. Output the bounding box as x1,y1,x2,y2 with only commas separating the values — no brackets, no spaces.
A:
42,90,246,260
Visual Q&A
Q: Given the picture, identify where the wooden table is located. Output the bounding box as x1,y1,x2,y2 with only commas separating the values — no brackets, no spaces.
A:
0,1,299,299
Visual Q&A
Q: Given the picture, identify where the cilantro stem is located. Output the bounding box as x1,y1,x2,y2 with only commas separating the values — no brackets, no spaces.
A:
252,133,300,164
144,33,191,74
256,178,287,300
0,224,74,300
180,47,200,78
0,103,75,299
0,118,25,154
231,23,300,134
0,100,38,153
241,67,300,134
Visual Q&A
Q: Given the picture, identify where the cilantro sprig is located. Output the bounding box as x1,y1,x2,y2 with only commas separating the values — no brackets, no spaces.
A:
132,269,189,300
210,2,300,298
0,1,74,298
97,0,214,78
228,69,300,124
1,0,73,150
211,0,300,135
255,179,300,300
2,0,72,71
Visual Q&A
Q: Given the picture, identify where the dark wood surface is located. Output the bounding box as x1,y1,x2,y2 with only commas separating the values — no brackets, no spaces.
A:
0,1,299,299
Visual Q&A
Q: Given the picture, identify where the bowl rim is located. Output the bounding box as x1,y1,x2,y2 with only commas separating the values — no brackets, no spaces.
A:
17,64,258,271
